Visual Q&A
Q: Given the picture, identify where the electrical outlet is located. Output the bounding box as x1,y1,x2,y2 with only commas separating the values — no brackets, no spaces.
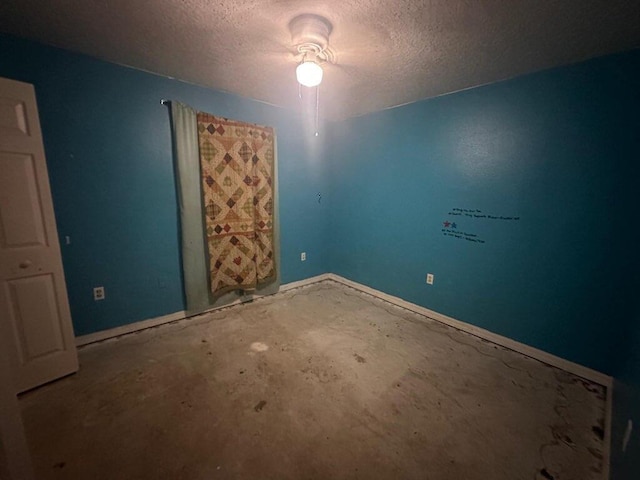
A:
301,252,306,261
93,286,105,301
426,273,434,285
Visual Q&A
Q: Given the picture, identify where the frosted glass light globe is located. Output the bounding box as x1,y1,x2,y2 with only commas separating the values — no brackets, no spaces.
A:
296,61,323,87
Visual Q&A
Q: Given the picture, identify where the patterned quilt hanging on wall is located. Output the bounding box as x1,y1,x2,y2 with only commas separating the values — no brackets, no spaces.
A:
196,113,276,298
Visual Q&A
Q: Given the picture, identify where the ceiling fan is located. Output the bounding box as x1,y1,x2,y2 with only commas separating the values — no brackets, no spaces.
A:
289,14,334,88
287,13,336,135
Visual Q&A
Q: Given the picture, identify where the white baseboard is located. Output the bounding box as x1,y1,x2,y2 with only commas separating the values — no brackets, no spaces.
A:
75,274,331,347
75,310,187,347
279,273,332,292
75,271,612,477
325,273,613,388
75,271,613,476
76,272,613,389
324,273,614,477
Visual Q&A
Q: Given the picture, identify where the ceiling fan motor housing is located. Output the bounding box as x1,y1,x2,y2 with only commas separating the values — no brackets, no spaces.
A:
289,14,333,57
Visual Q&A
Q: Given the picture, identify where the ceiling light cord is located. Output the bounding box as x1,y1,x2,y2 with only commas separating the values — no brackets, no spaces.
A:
315,85,320,137
290,14,331,136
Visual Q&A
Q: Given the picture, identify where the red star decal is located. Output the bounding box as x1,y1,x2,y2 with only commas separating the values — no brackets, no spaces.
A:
443,221,451,228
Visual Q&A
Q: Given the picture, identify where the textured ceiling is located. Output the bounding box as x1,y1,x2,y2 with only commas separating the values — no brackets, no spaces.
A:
1,1,639,120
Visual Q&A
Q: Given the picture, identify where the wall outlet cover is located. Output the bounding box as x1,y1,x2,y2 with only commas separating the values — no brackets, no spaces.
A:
93,286,105,301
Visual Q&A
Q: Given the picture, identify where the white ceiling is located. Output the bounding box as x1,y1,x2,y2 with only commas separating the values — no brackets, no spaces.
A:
1,1,639,120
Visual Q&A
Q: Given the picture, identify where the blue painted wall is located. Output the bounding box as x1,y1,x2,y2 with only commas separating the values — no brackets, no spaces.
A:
3,32,640,478
326,50,640,376
0,34,328,336
327,50,640,479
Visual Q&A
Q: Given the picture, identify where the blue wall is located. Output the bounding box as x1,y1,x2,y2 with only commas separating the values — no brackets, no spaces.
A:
0,34,328,336
326,51,640,478
327,50,640,376
3,32,640,478
326,50,640,479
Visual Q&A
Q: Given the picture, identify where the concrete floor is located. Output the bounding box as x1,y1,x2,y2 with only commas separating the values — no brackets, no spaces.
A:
20,281,607,480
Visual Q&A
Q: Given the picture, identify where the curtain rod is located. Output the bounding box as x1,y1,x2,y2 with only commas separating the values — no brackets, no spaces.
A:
160,99,170,105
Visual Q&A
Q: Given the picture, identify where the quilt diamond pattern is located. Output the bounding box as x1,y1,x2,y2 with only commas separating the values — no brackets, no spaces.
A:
197,112,276,297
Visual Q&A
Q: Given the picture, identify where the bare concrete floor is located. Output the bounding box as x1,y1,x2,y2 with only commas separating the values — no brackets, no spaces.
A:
20,281,607,480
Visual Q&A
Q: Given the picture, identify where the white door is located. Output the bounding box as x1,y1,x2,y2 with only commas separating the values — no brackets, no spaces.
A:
0,330,34,479
0,77,78,393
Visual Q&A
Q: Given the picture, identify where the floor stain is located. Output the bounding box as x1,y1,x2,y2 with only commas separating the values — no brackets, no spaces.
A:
587,447,603,460
21,281,607,480
540,468,555,480
353,354,366,363
592,425,604,441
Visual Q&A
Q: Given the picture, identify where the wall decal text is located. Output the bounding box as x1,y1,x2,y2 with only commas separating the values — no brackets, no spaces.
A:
442,208,520,244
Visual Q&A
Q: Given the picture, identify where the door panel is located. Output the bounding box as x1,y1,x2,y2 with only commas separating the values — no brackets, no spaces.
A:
7,275,65,361
0,77,78,393
0,97,29,137
0,153,47,247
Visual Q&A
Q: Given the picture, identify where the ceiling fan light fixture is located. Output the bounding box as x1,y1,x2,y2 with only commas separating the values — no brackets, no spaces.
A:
296,60,323,87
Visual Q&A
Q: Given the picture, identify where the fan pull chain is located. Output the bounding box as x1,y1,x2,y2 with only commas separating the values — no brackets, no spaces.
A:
315,85,320,137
